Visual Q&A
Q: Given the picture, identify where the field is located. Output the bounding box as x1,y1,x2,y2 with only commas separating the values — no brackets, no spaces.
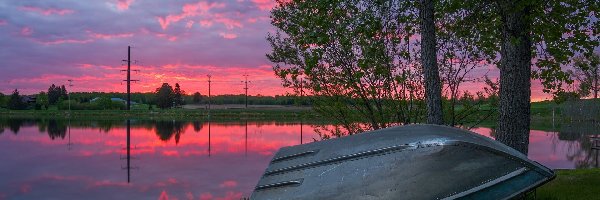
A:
537,168,600,200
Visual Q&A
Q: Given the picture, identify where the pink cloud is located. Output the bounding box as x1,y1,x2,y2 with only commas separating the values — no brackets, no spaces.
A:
219,33,237,39
200,192,213,200
199,20,213,27
155,33,178,41
19,6,74,16
20,27,33,36
214,17,243,30
37,38,93,45
88,31,134,39
219,180,238,188
246,18,258,23
116,0,135,11
0,19,7,25
252,0,276,11
185,21,194,29
157,1,225,30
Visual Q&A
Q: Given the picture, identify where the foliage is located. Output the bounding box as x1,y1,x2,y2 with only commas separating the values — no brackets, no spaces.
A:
87,97,125,110
8,89,26,110
441,0,599,95
437,9,493,126
482,75,499,106
47,84,68,105
269,0,426,135
36,92,49,110
568,53,600,99
174,83,185,107
553,91,581,104
155,83,175,109
0,92,5,108
192,92,202,103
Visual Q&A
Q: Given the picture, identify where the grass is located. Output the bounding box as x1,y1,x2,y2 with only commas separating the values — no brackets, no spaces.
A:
0,107,319,120
537,168,600,200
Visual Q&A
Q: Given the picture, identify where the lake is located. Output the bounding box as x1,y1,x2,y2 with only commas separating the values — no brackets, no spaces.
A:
0,118,598,199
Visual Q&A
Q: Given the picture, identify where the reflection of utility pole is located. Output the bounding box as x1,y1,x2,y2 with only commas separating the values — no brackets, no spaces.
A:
67,80,73,115
121,119,139,183
207,75,212,115
300,120,303,145
126,120,131,182
121,46,140,111
242,74,250,108
208,119,211,157
245,120,248,156
298,77,305,144
67,118,73,150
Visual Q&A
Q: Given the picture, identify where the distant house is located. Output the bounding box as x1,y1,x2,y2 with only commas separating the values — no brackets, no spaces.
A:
90,97,137,104
21,96,36,104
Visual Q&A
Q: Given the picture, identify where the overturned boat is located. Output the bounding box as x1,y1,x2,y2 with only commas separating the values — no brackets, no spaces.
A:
252,124,554,199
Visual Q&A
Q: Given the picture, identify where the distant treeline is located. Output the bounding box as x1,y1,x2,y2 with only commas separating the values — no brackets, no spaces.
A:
67,92,310,106
0,89,311,110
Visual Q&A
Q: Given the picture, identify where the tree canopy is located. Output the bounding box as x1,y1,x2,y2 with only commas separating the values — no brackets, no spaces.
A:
155,83,175,109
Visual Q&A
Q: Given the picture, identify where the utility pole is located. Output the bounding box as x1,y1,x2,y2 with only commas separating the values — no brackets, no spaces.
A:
207,74,212,113
67,79,73,114
121,46,139,111
242,74,249,108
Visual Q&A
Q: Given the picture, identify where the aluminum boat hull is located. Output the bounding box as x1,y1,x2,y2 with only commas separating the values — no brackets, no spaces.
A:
251,124,554,200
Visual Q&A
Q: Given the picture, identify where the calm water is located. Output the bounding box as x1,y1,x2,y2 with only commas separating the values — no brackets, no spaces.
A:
0,119,598,199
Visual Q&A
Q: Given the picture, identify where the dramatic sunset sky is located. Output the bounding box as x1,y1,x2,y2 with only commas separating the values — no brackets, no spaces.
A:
0,0,555,100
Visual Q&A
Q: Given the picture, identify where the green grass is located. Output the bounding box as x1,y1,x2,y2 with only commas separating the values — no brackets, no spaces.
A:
537,168,600,200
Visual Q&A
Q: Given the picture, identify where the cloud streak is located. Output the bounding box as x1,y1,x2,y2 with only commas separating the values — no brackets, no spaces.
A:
19,6,75,16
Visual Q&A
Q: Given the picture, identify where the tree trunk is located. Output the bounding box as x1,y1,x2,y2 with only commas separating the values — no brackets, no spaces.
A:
420,0,444,125
496,1,532,155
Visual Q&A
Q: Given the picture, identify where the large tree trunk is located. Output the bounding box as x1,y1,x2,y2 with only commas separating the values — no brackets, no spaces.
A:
419,0,444,125
496,1,532,155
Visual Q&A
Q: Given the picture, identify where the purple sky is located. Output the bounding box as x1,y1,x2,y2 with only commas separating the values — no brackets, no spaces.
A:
0,0,570,100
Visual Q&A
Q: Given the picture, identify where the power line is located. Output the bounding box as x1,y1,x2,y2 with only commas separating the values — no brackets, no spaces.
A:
242,74,250,108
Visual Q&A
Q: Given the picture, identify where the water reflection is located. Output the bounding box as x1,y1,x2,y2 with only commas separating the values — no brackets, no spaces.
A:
471,121,600,169
155,120,186,144
0,118,597,199
0,118,313,199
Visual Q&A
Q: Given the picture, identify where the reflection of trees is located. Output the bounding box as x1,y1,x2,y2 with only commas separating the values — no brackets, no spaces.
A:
193,121,203,132
155,121,186,144
8,119,25,134
47,120,67,140
559,121,600,168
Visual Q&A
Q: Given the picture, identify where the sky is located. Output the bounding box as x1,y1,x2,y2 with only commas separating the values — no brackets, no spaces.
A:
0,0,557,100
